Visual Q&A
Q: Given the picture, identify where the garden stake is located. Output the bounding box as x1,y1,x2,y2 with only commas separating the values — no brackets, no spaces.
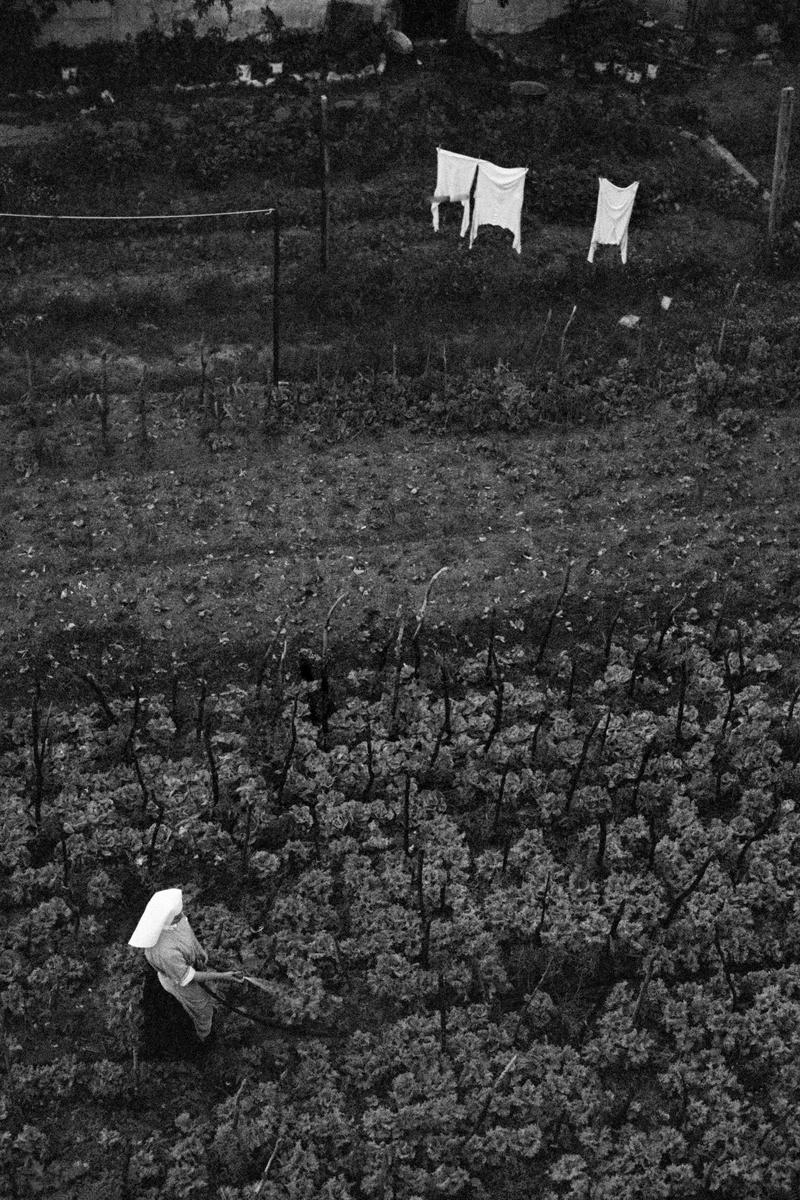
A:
565,656,577,710
564,713,601,815
137,372,149,452
736,622,746,676
122,685,141,763
491,760,511,836
596,813,608,879
389,618,406,723
485,606,497,684
603,600,624,668
720,652,736,739
411,566,448,677
734,793,781,880
195,676,207,741
533,306,552,364
254,617,285,701
630,739,656,815
605,900,626,959
535,561,571,666
199,336,208,413
254,1129,283,1195
320,93,330,271
79,671,118,726
276,697,298,805
321,593,345,748
661,854,714,930
438,973,448,1054
272,209,281,387
98,351,110,455
30,684,51,829
716,280,741,360
482,660,504,754
530,710,546,762
203,721,220,814
768,86,794,242
363,717,375,800
403,772,412,856
675,660,688,742
146,796,166,873
631,953,656,1028
557,304,577,372
169,674,180,732
440,656,452,742
655,593,685,654
532,873,550,947
713,926,739,1010
130,742,151,817
501,833,512,875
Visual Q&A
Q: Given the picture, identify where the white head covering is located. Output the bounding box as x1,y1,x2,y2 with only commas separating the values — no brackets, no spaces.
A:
128,888,183,948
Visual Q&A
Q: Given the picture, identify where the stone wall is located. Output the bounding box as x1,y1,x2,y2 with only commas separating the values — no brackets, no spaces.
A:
39,0,331,45
467,0,569,36
39,0,569,46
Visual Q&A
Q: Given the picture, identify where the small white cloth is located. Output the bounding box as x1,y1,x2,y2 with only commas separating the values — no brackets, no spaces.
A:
431,148,480,237
469,161,528,255
587,177,639,264
128,888,183,948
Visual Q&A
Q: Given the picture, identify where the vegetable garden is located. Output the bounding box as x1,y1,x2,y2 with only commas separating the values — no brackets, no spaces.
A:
4,594,800,1197
5,8,800,1196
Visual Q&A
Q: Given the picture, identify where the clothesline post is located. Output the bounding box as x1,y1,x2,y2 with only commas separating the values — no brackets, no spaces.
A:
768,86,794,242
320,92,330,271
272,209,281,387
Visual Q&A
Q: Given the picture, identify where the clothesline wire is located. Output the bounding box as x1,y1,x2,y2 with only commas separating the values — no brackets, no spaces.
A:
0,207,276,221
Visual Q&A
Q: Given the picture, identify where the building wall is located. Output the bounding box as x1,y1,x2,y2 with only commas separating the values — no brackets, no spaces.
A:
40,0,569,46
467,0,569,35
39,0,331,46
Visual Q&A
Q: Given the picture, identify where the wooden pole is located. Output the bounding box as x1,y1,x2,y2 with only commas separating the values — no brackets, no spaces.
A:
272,209,280,387
768,86,794,242
320,93,330,271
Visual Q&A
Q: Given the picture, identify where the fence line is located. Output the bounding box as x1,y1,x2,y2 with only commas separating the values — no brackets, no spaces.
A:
0,207,275,221
0,206,282,387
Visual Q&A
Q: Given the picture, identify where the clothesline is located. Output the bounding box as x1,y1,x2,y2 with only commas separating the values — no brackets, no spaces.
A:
431,148,639,262
0,207,276,221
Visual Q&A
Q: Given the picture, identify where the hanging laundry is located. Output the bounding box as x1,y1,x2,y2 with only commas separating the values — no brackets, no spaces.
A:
469,161,528,255
587,177,639,264
431,148,480,238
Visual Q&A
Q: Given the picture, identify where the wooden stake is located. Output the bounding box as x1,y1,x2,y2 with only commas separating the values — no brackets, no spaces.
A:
320,93,330,271
272,209,281,387
768,86,794,242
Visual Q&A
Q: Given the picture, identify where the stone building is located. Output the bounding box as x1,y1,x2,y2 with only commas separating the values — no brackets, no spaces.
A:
38,0,572,46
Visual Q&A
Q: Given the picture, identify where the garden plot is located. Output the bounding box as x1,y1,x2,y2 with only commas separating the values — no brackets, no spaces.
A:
5,42,800,1199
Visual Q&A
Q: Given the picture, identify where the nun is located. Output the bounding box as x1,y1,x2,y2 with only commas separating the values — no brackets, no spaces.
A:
128,888,238,1043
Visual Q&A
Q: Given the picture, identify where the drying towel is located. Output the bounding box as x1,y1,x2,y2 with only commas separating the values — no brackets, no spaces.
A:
469,161,528,255
587,177,639,264
432,148,480,237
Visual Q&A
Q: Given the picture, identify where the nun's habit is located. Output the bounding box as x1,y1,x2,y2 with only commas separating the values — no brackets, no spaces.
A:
129,888,215,1040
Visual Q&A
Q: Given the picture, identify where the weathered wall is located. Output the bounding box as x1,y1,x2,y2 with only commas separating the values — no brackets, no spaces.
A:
39,0,331,46
467,0,569,35
40,0,569,46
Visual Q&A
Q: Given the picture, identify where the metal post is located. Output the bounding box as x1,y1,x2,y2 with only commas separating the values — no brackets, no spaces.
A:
272,209,280,387
768,86,794,242
320,93,330,271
